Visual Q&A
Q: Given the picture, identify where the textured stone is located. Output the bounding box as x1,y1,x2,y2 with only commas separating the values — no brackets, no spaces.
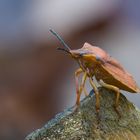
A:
25,88,140,140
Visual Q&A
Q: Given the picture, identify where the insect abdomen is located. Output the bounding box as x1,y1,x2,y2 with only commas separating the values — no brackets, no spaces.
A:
95,66,138,93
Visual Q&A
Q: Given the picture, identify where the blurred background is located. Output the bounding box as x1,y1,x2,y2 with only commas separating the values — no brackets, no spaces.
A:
0,0,140,139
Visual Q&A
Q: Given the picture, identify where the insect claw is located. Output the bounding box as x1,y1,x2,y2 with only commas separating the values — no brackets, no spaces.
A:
113,105,121,119
96,110,101,122
72,104,79,112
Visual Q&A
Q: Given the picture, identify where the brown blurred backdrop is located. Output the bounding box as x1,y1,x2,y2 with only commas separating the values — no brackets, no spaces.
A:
0,0,140,139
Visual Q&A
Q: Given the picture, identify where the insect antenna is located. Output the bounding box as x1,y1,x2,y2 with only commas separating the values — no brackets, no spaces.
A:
57,47,70,54
49,29,71,51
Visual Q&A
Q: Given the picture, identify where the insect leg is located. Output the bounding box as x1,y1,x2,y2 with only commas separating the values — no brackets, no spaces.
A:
77,60,88,96
89,78,100,113
83,87,88,96
76,72,87,105
99,80,120,117
75,68,83,105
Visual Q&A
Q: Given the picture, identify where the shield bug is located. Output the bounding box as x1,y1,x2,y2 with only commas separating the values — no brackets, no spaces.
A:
50,29,140,116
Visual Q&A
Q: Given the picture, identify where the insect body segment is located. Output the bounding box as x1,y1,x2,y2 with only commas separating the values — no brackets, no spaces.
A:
50,30,140,117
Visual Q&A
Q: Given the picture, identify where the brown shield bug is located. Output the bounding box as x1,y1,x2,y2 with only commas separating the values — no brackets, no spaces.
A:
50,29,140,116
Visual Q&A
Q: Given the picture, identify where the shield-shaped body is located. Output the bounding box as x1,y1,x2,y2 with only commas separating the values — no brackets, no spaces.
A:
80,43,140,93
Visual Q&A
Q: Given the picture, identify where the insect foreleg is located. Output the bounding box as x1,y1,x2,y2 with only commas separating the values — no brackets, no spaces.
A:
75,68,83,97
89,78,100,113
75,68,84,105
75,71,87,105
99,79,121,117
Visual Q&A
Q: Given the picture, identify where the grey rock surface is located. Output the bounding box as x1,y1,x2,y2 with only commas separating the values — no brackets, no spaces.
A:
25,88,140,140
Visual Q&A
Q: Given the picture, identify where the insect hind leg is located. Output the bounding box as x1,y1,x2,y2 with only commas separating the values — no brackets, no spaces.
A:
99,79,121,118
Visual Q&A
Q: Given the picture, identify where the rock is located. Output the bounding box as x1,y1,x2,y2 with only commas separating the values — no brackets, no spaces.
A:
25,87,140,140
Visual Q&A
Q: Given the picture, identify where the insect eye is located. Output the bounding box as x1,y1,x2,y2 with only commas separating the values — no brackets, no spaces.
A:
96,55,105,64
96,55,101,61
79,52,88,57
